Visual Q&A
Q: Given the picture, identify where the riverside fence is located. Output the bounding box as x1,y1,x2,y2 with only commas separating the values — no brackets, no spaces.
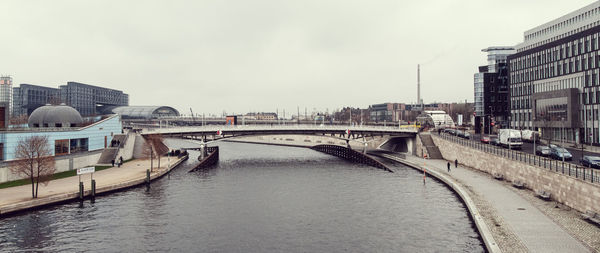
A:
438,132,600,185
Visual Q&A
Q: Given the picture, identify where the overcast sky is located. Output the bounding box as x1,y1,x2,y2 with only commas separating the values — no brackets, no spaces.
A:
1,0,598,116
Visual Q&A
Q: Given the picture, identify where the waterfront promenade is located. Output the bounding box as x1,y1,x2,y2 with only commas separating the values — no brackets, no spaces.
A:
0,156,185,216
401,155,594,253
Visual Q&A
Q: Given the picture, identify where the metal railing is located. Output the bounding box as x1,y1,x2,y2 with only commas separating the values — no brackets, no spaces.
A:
437,132,600,184
143,124,420,134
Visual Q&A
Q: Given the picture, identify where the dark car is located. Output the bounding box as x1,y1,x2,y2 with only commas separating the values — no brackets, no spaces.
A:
580,156,600,169
490,138,500,146
535,145,551,156
550,147,573,161
480,136,490,143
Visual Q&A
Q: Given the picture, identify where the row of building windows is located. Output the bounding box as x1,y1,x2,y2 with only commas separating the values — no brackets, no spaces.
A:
513,32,600,70
520,6,600,52
511,49,600,83
525,6,600,42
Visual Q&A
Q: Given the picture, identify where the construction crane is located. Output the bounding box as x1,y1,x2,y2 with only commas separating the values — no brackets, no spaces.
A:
190,108,196,123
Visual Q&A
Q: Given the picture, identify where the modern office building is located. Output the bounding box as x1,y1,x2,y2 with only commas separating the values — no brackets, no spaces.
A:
369,103,406,122
12,84,61,117
12,81,129,117
0,76,12,117
60,82,129,116
508,2,600,144
474,47,515,134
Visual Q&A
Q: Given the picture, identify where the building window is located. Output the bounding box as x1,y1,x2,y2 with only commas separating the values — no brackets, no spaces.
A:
55,139,69,156
70,138,88,154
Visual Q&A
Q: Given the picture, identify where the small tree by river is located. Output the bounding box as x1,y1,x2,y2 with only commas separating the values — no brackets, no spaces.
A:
9,136,56,198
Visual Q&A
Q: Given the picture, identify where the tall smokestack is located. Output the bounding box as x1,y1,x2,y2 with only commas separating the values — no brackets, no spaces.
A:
417,64,421,109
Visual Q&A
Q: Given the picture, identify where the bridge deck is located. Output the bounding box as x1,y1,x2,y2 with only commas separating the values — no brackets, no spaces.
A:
143,125,417,139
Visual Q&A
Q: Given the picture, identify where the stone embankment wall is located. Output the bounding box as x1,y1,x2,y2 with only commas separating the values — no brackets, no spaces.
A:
431,134,600,213
0,151,102,183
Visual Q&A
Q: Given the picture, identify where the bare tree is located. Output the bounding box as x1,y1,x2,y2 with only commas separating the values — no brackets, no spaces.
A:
10,136,56,198
9,115,28,125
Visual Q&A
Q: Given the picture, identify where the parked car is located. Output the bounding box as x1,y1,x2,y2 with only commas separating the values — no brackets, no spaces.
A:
447,129,456,135
480,136,490,143
535,145,551,156
490,138,500,146
462,132,471,139
456,130,464,137
580,156,600,169
550,147,573,161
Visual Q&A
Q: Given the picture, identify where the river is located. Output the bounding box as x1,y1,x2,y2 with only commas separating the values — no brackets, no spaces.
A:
0,140,484,252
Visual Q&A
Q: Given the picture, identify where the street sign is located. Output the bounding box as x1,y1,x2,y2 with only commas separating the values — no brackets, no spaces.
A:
77,167,95,175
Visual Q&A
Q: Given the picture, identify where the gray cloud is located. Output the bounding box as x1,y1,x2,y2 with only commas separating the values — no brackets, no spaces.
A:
0,0,596,116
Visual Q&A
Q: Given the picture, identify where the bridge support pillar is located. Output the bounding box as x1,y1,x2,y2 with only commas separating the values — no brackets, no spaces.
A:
200,142,207,160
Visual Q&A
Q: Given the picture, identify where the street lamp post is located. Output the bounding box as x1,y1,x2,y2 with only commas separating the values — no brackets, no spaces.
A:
531,114,537,155
561,117,565,162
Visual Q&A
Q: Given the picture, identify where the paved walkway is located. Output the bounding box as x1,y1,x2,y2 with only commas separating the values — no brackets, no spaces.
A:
404,155,591,253
0,156,180,214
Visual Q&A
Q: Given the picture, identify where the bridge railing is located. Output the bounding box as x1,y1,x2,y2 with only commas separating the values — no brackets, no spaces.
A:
143,124,419,134
438,132,600,185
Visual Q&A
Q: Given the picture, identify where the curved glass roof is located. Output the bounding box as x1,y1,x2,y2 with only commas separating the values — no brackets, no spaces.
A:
103,106,179,119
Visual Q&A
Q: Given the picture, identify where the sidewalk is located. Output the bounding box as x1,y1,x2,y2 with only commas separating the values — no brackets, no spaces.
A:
404,155,591,253
0,156,183,216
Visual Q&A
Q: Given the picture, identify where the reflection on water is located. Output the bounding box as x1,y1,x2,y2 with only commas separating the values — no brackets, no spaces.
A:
0,141,484,252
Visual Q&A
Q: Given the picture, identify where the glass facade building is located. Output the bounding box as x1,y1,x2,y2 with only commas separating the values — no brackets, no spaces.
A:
12,84,61,117
12,82,129,117
60,82,129,116
0,76,12,117
474,47,515,134
508,2,600,143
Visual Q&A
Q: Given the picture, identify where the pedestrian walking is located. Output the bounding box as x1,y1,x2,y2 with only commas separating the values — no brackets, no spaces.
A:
455,159,458,168
447,162,451,172
111,159,115,167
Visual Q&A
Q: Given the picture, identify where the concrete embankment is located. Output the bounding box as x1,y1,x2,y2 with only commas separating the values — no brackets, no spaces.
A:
429,133,600,214
0,155,188,217
374,153,501,253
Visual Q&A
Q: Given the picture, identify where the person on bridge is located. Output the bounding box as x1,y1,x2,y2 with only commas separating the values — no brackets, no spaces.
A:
455,159,458,168
447,162,451,172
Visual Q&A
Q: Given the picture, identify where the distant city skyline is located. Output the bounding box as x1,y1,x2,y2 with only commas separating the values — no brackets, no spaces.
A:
0,0,596,115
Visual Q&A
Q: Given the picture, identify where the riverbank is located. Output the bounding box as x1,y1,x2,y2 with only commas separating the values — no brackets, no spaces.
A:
374,153,501,253
0,155,188,217
383,154,594,253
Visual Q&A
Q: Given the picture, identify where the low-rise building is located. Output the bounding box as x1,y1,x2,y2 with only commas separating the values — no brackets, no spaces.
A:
0,104,122,161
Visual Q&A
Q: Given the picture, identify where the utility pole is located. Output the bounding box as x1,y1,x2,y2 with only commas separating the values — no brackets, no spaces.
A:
297,106,300,125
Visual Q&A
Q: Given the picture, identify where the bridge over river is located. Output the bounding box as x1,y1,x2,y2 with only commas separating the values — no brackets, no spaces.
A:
142,124,418,141
141,125,419,171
